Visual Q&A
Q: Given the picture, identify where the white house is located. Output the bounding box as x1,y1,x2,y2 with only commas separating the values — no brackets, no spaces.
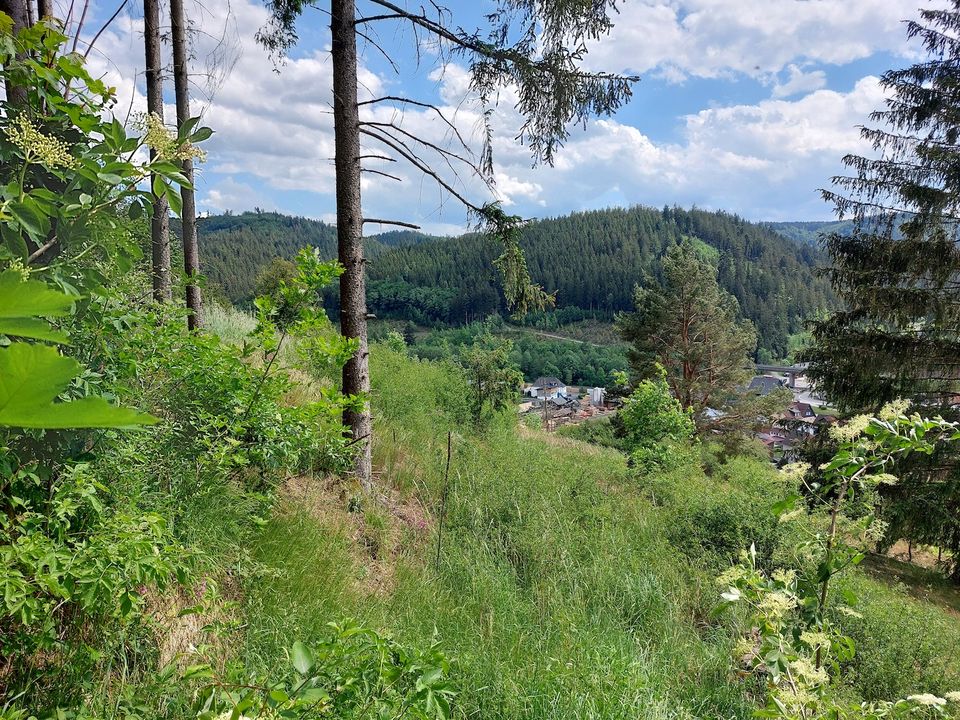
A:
526,376,568,399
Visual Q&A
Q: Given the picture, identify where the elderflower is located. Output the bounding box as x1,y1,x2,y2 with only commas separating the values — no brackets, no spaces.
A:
758,590,796,618
138,112,206,163
772,568,797,586
5,257,30,281
907,694,947,707
830,414,872,442
790,657,829,687
800,630,830,650
4,114,75,168
716,566,744,587
945,692,960,703
780,462,811,484
878,399,911,421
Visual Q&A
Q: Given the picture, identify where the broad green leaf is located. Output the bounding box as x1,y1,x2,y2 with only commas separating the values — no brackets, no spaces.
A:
0,270,76,319
290,641,314,674
0,343,157,428
0,318,68,343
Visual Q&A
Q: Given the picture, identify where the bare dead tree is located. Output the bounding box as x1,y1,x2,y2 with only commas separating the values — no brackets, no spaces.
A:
170,0,203,328
143,0,171,301
258,0,638,489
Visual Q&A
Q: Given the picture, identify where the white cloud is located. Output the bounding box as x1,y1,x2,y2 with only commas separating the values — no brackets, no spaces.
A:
586,0,925,80
203,178,277,213
80,0,908,229
772,65,827,98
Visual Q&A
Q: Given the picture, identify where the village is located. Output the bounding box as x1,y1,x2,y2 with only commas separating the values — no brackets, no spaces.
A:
518,365,836,461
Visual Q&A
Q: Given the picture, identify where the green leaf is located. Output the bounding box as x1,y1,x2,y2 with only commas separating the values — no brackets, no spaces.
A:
0,343,157,428
165,184,183,217
189,126,214,143
0,318,69,343
0,270,76,319
291,641,314,675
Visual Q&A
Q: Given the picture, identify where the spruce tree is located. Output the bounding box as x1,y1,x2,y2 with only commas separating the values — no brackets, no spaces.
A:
806,2,960,577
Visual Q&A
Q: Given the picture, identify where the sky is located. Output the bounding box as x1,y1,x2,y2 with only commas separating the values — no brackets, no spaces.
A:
70,0,937,234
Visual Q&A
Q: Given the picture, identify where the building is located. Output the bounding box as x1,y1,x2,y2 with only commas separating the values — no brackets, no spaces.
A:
526,376,568,399
749,375,787,396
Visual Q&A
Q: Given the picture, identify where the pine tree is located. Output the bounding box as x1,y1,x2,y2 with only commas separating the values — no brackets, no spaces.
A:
618,243,757,419
170,0,203,328
143,0,171,301
806,2,960,577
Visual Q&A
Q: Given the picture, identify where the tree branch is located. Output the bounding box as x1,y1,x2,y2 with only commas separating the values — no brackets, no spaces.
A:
362,218,421,229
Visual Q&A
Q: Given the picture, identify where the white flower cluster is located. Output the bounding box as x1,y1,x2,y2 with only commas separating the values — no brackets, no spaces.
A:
138,112,207,163
4,114,75,168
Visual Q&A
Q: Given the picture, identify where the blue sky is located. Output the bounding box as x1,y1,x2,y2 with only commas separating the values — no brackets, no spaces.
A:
81,0,932,234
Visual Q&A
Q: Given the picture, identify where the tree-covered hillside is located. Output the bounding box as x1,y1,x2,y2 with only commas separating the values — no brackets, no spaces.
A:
196,207,835,358
193,211,435,301
765,219,856,245
367,206,836,358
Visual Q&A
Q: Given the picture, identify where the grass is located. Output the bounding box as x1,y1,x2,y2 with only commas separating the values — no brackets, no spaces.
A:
235,346,960,719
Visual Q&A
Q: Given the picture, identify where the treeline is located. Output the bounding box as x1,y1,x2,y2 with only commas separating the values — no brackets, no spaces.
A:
401,320,628,387
197,206,835,358
366,206,835,358
193,211,434,301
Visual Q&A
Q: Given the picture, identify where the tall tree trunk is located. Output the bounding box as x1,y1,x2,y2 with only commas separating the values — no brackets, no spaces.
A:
331,0,372,489
36,0,51,18
1,0,30,107
143,0,171,302
169,0,202,328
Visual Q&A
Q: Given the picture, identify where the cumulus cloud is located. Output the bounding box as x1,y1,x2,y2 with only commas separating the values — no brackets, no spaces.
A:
79,0,907,230
585,0,923,80
772,65,827,98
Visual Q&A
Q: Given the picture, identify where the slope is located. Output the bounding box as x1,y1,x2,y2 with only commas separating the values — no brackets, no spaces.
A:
367,206,836,358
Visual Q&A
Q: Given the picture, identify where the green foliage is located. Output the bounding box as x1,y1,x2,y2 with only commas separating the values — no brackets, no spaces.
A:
616,369,696,473
457,330,524,424
196,207,834,358
367,205,834,358
719,406,960,719
186,620,455,719
409,320,628,387
618,242,756,419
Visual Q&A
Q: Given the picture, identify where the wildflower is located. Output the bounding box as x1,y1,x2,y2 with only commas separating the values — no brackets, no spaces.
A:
780,462,811,484
836,606,863,619
5,258,30,281
830,414,871,442
799,630,830,650
716,566,744,587
945,692,960,703
4,114,75,168
138,112,206,163
789,657,829,687
757,590,796,618
772,568,796,586
878,399,911,421
907,694,947,707
869,472,898,487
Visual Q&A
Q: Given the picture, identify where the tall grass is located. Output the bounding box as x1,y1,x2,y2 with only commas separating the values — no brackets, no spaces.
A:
239,346,960,719
243,348,754,719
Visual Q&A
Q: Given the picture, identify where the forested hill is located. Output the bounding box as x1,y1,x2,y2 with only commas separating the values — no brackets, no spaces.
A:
764,219,855,245
366,206,836,358
196,207,836,359
194,211,435,301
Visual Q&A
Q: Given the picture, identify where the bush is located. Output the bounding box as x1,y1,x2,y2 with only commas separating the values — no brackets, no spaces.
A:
639,457,790,568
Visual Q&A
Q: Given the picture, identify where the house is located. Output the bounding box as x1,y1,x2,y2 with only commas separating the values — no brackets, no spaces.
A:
786,401,816,420
749,375,787,396
527,376,568,399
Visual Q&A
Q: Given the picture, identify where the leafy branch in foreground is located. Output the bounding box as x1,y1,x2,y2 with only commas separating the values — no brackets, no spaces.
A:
719,403,960,719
